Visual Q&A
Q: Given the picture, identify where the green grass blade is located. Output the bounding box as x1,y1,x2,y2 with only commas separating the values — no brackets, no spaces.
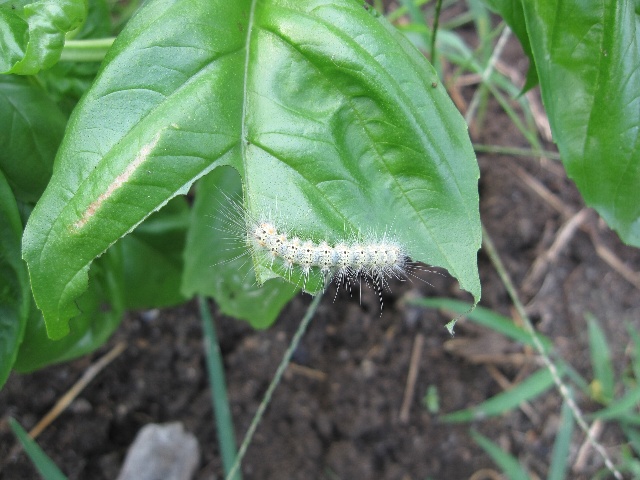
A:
622,425,640,457
8,418,67,480
411,297,553,351
627,323,640,381
464,0,492,129
198,297,241,480
440,367,557,422
422,384,440,414
467,0,492,62
485,82,542,151
590,385,640,423
470,429,529,480
548,400,575,480
398,0,431,45
399,20,544,155
586,313,614,403
612,445,640,479
412,296,592,394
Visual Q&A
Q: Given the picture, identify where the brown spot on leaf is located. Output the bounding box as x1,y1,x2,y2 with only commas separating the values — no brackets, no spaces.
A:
73,135,160,230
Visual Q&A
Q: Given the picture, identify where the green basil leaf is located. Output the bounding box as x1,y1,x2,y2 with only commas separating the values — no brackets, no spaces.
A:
119,196,189,309
0,7,29,72
0,0,87,75
523,0,640,246
0,75,66,203
13,248,124,372
0,170,29,388
37,0,112,111
77,0,110,39
24,0,481,339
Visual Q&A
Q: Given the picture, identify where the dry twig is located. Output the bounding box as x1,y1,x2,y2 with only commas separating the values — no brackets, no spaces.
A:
399,333,425,424
5,341,126,463
573,419,605,474
482,227,623,480
510,164,572,217
588,228,640,291
522,208,590,295
287,363,327,381
511,163,640,293
29,341,127,440
485,364,539,424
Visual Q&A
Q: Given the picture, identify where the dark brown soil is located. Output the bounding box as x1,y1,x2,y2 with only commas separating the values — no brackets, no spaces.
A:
2,22,640,480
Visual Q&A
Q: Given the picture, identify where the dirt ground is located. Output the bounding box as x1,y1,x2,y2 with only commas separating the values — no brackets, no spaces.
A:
2,26,640,480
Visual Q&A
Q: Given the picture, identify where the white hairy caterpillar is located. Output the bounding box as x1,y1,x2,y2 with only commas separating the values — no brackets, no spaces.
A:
219,192,432,310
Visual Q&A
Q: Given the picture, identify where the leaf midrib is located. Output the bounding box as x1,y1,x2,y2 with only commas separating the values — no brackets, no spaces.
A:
240,0,258,190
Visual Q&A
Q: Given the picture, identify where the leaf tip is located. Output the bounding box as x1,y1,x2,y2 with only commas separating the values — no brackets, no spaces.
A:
44,318,71,341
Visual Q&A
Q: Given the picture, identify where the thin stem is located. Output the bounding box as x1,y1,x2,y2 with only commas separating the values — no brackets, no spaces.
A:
225,291,324,480
485,80,544,152
481,226,623,480
59,38,115,62
473,143,561,161
430,0,443,65
198,297,241,480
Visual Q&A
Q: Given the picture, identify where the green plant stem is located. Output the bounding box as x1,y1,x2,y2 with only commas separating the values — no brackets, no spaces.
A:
225,291,324,480
430,0,443,65
198,296,241,480
481,225,623,480
59,38,115,62
473,144,561,161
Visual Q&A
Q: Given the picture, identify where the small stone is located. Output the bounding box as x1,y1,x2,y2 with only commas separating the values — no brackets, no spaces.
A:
116,422,200,480
140,309,160,322
69,398,92,414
